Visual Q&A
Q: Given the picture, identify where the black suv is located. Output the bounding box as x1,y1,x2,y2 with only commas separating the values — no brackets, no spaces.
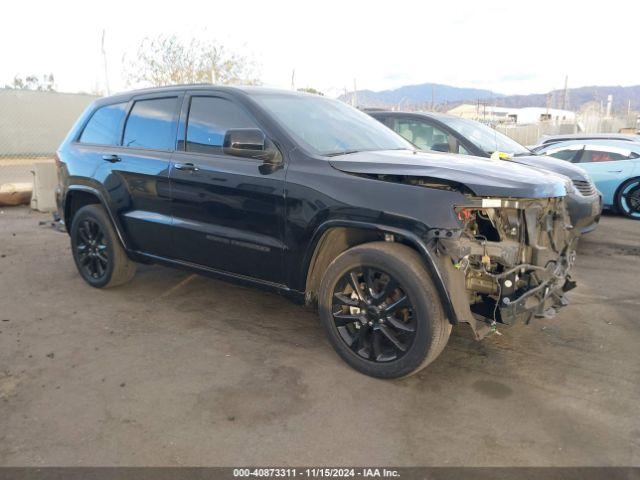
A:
57,86,578,378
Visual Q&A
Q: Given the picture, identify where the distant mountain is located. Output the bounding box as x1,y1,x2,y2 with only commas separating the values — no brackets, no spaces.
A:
491,85,640,112
341,82,640,113
339,82,504,108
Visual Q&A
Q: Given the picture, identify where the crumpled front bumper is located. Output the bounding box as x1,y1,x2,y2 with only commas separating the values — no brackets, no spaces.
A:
497,261,577,325
436,195,581,339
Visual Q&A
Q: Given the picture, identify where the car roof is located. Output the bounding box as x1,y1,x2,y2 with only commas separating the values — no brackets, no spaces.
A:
539,138,640,153
366,109,457,120
93,84,310,106
539,133,640,145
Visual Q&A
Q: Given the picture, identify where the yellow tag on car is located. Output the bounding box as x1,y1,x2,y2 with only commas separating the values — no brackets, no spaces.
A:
491,151,513,161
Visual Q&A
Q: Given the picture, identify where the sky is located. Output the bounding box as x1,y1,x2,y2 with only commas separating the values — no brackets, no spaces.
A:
1,0,638,98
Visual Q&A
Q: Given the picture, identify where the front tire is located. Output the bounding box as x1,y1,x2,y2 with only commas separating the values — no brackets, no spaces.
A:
615,177,640,220
318,242,451,378
70,204,137,288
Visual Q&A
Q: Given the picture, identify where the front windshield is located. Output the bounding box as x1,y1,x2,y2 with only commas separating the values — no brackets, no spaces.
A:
437,116,530,156
252,94,413,156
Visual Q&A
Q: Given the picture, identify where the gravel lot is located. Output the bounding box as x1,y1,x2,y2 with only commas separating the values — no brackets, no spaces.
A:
0,206,638,466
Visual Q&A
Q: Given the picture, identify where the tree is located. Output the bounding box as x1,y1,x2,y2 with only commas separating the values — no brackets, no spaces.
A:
125,35,259,87
5,73,55,91
298,87,324,96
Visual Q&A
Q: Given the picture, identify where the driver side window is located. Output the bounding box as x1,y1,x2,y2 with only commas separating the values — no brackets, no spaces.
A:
392,118,455,153
548,148,582,161
543,144,584,162
185,96,258,155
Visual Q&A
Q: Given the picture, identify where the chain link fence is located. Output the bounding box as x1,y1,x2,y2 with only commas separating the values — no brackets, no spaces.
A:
494,122,578,146
0,89,98,190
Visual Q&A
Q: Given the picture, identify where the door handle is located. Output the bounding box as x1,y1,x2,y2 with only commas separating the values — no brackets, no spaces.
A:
102,154,121,163
607,170,623,173
174,162,199,172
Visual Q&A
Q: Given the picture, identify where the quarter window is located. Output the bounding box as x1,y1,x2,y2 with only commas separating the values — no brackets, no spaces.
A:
185,96,258,155
123,97,178,150
79,103,127,145
580,149,629,163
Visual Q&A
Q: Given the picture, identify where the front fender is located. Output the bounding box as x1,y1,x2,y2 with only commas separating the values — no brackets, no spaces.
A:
303,219,464,325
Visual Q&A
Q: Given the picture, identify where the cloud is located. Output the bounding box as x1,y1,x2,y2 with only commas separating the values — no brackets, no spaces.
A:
497,73,539,83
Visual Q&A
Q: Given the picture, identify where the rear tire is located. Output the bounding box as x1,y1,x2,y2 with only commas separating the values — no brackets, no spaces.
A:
70,204,137,288
615,177,640,220
318,242,451,378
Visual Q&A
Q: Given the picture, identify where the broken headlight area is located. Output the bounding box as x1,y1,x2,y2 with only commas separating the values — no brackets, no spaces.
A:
438,197,578,330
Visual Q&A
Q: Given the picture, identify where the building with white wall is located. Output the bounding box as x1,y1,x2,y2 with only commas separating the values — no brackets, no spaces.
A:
447,103,575,125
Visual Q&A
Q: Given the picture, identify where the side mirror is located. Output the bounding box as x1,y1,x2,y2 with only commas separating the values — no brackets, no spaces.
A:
430,142,450,153
223,128,281,164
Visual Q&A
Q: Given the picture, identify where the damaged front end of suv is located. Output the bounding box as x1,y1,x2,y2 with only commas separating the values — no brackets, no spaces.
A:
436,195,578,338
329,150,580,341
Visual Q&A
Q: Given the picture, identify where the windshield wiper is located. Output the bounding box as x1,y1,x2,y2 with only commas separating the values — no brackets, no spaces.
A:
325,149,362,157
325,147,414,157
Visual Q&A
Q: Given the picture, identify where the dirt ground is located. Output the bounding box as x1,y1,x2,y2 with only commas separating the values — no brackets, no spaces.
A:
0,206,638,466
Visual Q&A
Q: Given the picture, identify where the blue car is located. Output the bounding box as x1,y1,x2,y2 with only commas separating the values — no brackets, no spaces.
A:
536,139,640,219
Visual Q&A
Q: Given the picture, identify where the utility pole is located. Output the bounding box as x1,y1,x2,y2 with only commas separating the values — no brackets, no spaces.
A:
101,29,110,95
546,92,552,114
559,75,569,110
291,69,295,90
352,78,358,108
431,85,435,111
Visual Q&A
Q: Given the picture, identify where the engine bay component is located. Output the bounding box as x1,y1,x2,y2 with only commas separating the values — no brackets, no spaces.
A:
439,197,577,330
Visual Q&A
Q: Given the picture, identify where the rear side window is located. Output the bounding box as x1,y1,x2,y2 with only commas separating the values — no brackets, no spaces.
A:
185,96,258,155
79,103,127,145
123,97,178,150
580,149,629,163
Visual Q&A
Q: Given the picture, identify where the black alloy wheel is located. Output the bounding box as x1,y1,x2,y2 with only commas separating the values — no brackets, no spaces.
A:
331,266,417,363
70,204,137,288
616,177,640,220
318,242,451,378
75,218,109,280
621,183,640,217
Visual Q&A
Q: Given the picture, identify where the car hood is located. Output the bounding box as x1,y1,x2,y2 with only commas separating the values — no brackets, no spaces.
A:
329,150,568,198
510,154,590,182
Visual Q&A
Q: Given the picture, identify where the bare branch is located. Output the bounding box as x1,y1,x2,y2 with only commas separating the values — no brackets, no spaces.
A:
125,35,259,88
